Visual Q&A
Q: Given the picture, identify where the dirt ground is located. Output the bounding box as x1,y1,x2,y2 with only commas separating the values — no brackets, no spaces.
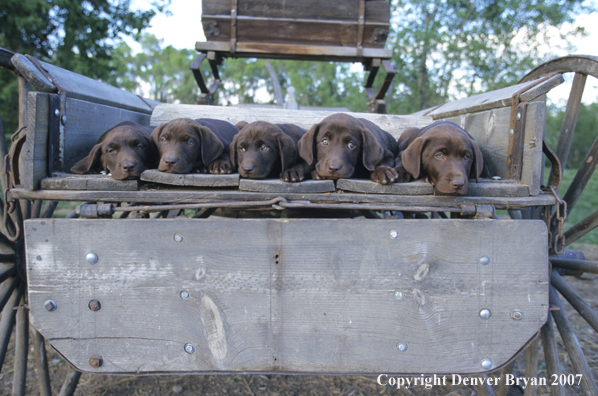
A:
0,246,596,396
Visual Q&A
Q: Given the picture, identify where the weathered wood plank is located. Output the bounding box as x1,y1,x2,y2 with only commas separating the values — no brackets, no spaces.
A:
22,93,50,190
40,174,139,191
63,97,152,172
151,105,432,140
10,54,56,93
26,218,548,375
239,179,335,193
195,41,393,62
202,0,390,22
423,75,563,120
9,187,558,209
140,169,240,187
438,102,545,195
337,179,529,197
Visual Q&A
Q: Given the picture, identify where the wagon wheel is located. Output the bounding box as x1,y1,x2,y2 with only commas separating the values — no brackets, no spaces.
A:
514,55,598,395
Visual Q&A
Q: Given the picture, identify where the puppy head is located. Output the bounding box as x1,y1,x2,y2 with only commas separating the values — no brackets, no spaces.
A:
151,118,224,174
230,121,297,179
70,122,157,180
401,122,483,195
298,113,384,179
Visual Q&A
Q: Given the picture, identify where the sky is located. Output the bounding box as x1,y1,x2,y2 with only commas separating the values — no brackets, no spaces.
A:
128,0,598,106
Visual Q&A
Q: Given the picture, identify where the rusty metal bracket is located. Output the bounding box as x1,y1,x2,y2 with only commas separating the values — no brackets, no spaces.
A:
357,0,365,57
545,186,567,255
364,59,396,114
506,72,559,180
190,52,222,105
230,0,238,55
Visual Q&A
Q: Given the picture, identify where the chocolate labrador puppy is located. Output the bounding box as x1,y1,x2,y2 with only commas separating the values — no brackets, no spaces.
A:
298,113,399,184
230,121,311,181
151,118,239,174
395,121,484,195
71,121,158,180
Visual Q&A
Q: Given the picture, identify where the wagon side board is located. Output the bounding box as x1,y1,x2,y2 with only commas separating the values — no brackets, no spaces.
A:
25,218,549,375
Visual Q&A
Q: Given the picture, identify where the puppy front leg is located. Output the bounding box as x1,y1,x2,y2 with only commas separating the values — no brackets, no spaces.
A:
370,153,399,184
208,152,233,174
280,162,314,183
392,155,413,183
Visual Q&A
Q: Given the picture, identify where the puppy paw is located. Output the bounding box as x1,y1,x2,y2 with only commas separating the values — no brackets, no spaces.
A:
371,166,398,184
393,166,413,183
209,160,232,174
280,167,306,183
311,169,324,180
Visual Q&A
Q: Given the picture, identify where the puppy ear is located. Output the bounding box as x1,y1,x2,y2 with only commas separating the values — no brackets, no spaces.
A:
196,125,225,166
150,123,166,147
360,127,384,171
230,133,239,168
298,123,319,165
277,132,298,171
70,144,103,174
235,121,248,130
401,137,426,179
470,139,484,183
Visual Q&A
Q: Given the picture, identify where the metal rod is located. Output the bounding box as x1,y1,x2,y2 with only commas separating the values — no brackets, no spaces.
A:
31,326,52,396
550,257,598,274
0,282,24,372
549,286,598,395
523,338,539,396
551,269,598,333
0,263,16,283
564,209,598,246
58,369,82,396
0,277,18,313
562,125,598,215
12,293,29,396
540,312,565,396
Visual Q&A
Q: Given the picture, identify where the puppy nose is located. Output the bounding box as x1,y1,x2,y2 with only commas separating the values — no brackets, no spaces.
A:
328,163,342,173
164,157,178,166
451,179,465,190
122,162,136,171
242,164,254,173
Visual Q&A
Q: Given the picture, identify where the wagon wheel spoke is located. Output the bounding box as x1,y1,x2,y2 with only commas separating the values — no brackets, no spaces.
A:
31,327,52,396
561,131,598,216
554,72,587,169
0,282,24,372
548,285,598,395
550,270,598,333
58,369,82,396
541,312,565,396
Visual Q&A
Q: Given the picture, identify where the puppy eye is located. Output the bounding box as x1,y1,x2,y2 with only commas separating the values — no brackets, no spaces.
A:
160,137,167,143
238,147,246,152
347,141,356,149
435,152,444,159
260,144,269,152
107,148,115,154
321,139,328,146
464,154,471,160
186,139,195,145
136,144,144,150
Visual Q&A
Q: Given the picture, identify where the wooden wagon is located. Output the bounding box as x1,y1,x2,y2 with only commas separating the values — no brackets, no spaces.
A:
0,1,598,395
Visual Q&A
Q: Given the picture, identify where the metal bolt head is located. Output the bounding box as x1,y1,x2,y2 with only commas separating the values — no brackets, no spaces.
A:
396,342,408,352
509,129,514,136
491,176,501,180
184,343,195,354
516,112,521,121
479,308,491,319
180,291,190,300
88,299,101,311
394,291,404,300
89,355,103,368
480,256,490,265
36,255,42,261
481,358,493,370
85,252,98,264
54,109,60,117
44,300,57,312
174,233,184,242
61,115,67,125
511,309,523,320
389,229,398,239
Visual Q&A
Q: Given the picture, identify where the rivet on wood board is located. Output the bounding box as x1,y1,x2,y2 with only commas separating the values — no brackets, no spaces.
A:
89,355,103,368
174,233,184,242
85,252,98,264
509,129,514,136
491,176,501,180
44,300,57,312
54,109,60,117
481,358,493,370
36,255,42,261
389,229,398,239
88,299,101,311
396,342,407,352
394,291,404,300
184,343,195,354
479,309,491,319
480,256,490,265
511,309,523,320
180,291,190,300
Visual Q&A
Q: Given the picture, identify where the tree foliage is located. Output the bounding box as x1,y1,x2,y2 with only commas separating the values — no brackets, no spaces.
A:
0,0,167,133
